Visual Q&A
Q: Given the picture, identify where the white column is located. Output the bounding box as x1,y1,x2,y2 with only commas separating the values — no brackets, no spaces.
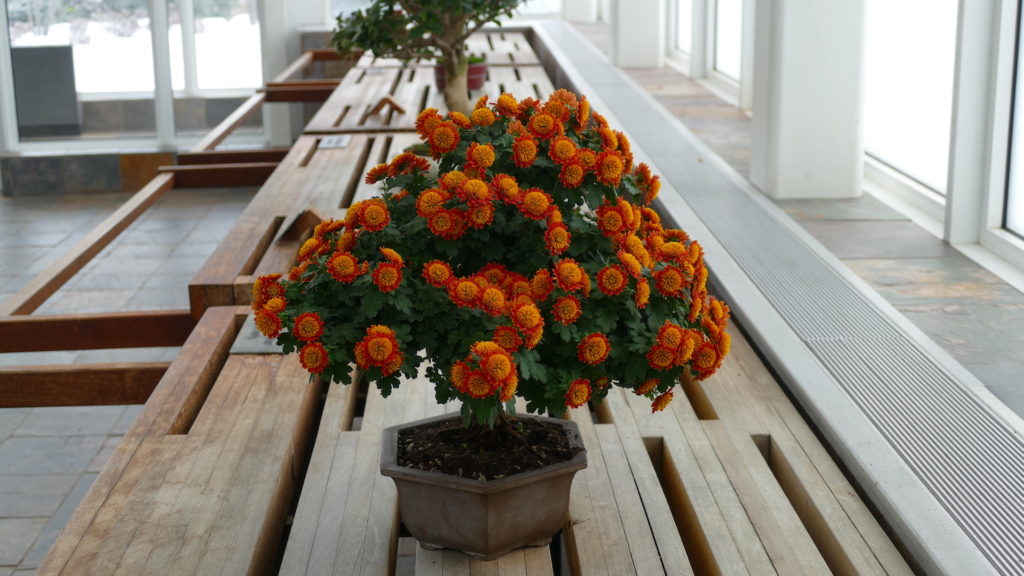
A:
258,0,330,146
0,5,18,154
150,0,176,149
564,0,599,21
750,0,865,199
612,0,665,68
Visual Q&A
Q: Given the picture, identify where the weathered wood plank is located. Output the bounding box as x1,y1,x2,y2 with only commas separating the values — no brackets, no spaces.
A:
177,148,290,165
159,163,278,188
37,306,244,575
0,309,194,353
0,362,168,408
0,173,175,316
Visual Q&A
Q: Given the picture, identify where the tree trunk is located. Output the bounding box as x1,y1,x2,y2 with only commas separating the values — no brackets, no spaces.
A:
441,55,471,115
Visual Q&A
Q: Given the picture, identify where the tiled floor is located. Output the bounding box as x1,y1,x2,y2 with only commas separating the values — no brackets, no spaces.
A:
0,187,253,574
573,21,1024,414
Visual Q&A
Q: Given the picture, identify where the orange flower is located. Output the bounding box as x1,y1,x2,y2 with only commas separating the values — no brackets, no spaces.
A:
645,176,662,205
365,163,388,184
467,142,496,169
299,341,329,373
693,341,721,380
264,297,286,313
578,332,611,365
471,107,496,126
451,361,471,393
558,161,585,189
552,295,582,325
676,330,699,365
636,378,658,396
356,325,402,376
520,189,554,220
575,96,590,129
480,287,507,317
513,135,538,168
596,150,624,186
527,112,560,140
415,189,446,220
427,210,455,239
491,174,520,203
553,259,587,292
618,250,644,278
544,222,572,255
459,178,492,204
252,273,283,310
288,260,309,282
529,269,555,301
549,136,577,165
428,121,460,157
478,263,508,285
597,265,628,296
449,111,472,129
448,278,482,308
598,127,618,151
496,93,521,117
578,149,597,172
654,266,686,296
388,152,431,176
657,322,685,350
298,237,322,261
372,262,402,292
465,370,496,399
255,308,282,338
596,204,627,237
646,345,676,371
543,99,571,124
379,247,403,267
293,312,324,342
467,202,495,229
415,108,442,138
651,390,674,412
327,251,361,283
524,326,544,349
511,300,543,333
422,260,453,287
493,325,523,353
565,378,591,409
500,374,519,402
359,199,390,232
440,170,468,191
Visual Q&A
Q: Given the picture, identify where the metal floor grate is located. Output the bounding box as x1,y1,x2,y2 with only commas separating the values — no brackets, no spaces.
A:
534,20,1024,576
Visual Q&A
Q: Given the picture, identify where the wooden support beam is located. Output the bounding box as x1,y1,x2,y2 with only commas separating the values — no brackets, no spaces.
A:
0,362,170,407
177,148,290,166
0,173,176,317
158,163,278,188
272,51,314,83
262,84,337,103
0,310,195,353
192,92,265,153
311,48,347,62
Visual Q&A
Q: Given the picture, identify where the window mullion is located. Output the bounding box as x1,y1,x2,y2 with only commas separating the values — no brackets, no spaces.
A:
0,4,18,151
149,0,176,147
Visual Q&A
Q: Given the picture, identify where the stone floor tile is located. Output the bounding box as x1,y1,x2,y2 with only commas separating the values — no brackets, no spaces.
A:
35,290,138,315
124,288,189,310
0,436,106,475
170,241,220,258
64,271,153,292
86,436,122,474
152,256,210,275
0,568,13,576
802,220,961,260
775,195,907,222
0,518,47,566
111,405,144,435
0,410,29,441
0,352,79,368
72,347,175,364
0,475,78,517
19,473,98,570
970,363,1024,415
14,407,124,437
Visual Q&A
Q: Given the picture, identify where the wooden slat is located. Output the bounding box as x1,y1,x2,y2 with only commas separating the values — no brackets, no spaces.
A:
177,148,290,165
37,306,245,575
0,309,194,353
192,92,265,152
0,173,175,316
263,84,338,103
159,162,278,188
273,51,314,83
0,362,169,407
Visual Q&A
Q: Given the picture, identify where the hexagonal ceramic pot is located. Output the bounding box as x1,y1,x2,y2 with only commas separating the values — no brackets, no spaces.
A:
380,413,587,560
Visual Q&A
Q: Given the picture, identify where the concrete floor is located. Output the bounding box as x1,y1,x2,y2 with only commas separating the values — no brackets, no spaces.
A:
0,187,253,574
573,21,1024,414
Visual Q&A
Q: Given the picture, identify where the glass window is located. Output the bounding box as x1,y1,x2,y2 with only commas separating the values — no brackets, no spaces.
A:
6,0,156,139
675,0,692,55
713,0,742,81
1005,4,1024,238
863,0,958,193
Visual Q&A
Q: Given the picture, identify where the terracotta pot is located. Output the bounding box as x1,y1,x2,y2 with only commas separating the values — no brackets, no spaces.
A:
433,60,488,92
380,413,587,560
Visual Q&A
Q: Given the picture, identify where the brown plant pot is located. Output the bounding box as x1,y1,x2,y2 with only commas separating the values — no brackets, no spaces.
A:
380,413,587,560
433,61,488,92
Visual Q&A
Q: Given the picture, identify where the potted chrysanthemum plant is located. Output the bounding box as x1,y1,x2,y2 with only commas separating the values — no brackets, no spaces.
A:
254,89,731,559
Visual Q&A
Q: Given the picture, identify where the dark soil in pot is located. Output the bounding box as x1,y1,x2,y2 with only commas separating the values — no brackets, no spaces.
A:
397,416,580,481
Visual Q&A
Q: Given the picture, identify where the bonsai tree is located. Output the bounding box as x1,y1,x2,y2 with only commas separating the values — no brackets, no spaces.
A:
331,0,523,114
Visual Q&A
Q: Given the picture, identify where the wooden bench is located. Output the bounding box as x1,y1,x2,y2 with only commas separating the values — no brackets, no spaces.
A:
37,302,913,574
